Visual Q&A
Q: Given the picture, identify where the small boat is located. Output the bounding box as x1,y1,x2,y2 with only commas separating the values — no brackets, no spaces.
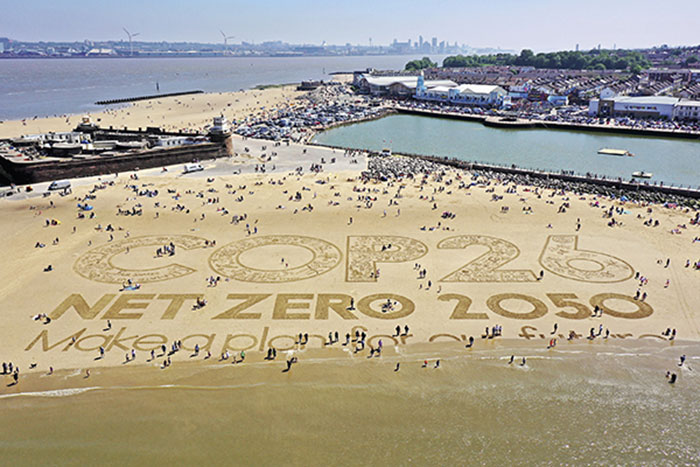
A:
380,148,392,156
598,148,634,157
632,171,653,179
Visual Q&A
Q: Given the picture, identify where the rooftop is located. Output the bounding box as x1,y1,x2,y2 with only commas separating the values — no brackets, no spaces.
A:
614,96,681,105
362,75,456,88
455,84,505,94
677,99,700,107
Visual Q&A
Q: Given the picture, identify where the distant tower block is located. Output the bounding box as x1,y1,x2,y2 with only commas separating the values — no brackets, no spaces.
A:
576,43,579,52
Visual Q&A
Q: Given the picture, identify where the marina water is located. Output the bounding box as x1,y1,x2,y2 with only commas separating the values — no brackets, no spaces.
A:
314,114,700,188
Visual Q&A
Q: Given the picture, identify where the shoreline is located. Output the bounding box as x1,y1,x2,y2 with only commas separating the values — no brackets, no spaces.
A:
1,336,698,464
0,85,305,135
2,336,690,394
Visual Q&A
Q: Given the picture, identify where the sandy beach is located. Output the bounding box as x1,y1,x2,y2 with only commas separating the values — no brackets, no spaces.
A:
0,85,304,138
0,133,698,463
1,138,698,369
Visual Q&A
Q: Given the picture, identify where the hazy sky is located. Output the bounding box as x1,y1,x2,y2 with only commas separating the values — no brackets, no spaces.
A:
1,0,698,51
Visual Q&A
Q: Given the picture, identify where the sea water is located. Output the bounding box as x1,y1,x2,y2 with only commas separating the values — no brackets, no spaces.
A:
1,340,698,464
0,55,446,120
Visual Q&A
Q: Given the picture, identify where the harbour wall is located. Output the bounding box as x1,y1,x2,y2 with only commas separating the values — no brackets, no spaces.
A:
302,108,396,143
395,107,700,141
309,141,700,200
414,155,700,200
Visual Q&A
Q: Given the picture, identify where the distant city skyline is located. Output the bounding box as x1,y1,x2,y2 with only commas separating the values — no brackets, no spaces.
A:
1,0,699,52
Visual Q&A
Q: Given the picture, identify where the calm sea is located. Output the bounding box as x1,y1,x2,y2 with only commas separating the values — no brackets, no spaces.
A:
0,55,446,120
314,114,700,188
1,340,698,464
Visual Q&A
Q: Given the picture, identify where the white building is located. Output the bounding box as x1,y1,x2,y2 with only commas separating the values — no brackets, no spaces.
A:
674,100,700,121
588,95,679,119
85,48,117,57
415,73,507,107
357,74,456,97
589,93,700,121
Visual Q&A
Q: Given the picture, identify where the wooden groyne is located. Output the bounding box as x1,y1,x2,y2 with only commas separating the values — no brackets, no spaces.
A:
95,90,204,105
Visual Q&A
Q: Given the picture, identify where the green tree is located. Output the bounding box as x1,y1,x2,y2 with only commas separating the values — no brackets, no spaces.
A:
515,49,535,66
441,48,650,71
405,57,437,71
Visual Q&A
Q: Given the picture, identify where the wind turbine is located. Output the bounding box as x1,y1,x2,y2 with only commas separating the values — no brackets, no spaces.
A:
220,30,235,54
123,27,140,56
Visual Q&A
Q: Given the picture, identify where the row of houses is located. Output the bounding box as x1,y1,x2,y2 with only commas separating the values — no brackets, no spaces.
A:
645,68,700,84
